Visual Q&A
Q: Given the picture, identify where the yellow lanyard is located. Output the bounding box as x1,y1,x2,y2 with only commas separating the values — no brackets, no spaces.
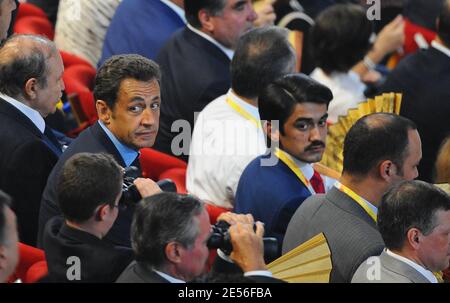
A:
226,97,262,129
274,148,316,194
335,182,377,222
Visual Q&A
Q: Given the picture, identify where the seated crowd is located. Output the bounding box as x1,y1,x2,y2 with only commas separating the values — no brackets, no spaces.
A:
0,0,449,283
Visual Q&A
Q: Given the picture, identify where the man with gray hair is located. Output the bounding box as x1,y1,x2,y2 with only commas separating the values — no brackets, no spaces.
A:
0,34,67,246
352,180,450,283
186,26,296,209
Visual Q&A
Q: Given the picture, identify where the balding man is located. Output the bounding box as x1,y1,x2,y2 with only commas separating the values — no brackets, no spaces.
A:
0,34,67,246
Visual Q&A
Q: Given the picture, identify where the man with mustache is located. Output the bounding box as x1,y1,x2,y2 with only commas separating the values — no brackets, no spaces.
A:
233,73,334,252
38,54,161,248
283,113,422,283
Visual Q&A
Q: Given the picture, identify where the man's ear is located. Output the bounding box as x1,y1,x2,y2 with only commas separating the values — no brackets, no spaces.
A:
264,120,280,143
198,9,215,32
96,100,112,125
406,228,421,250
165,242,182,264
24,78,38,100
379,160,397,181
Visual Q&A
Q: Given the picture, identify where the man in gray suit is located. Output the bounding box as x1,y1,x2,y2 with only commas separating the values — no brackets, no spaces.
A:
352,180,450,283
282,113,423,283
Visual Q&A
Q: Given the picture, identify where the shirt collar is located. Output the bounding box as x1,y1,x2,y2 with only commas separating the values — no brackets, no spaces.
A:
153,269,186,283
281,152,314,181
227,89,260,120
385,249,438,283
431,40,450,58
334,181,378,216
160,0,186,23
0,93,45,134
186,23,234,60
98,121,139,167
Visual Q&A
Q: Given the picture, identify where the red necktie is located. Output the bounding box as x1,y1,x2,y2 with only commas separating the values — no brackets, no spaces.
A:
310,170,325,194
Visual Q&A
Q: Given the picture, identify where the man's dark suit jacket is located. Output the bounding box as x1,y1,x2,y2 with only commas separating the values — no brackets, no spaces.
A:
377,46,450,182
116,259,283,283
38,121,140,248
154,27,231,162
0,98,61,246
43,217,134,282
282,187,385,283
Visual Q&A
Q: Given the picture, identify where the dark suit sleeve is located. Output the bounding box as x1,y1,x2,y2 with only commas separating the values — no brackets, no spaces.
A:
4,140,57,245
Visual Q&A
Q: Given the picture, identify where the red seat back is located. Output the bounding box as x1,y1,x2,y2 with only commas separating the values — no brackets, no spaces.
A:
60,51,94,69
14,16,55,40
16,3,48,20
139,148,187,181
8,243,47,283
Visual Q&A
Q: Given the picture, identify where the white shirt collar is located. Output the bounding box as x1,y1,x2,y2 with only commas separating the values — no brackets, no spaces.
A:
385,249,438,283
431,40,450,58
186,23,234,60
227,89,260,120
287,153,314,181
160,0,186,23
153,269,186,283
0,93,45,134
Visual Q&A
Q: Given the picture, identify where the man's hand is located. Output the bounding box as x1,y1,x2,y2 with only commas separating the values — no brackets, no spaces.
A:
229,221,267,272
133,178,161,198
253,0,276,27
372,15,405,59
217,211,255,226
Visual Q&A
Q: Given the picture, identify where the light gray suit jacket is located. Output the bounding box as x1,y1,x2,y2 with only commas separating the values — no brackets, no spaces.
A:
282,187,385,283
351,251,432,283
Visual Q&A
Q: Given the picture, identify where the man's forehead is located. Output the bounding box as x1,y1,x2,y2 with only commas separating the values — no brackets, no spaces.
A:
288,102,328,119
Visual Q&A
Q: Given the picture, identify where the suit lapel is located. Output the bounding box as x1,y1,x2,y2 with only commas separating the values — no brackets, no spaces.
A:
91,122,127,167
380,251,431,283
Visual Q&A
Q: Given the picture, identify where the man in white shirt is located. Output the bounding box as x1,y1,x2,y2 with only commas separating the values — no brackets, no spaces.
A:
352,180,450,283
0,35,66,246
186,26,296,209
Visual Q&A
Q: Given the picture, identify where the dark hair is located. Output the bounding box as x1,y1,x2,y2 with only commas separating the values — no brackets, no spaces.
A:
0,190,12,245
258,73,332,135
0,35,56,98
342,113,417,176
310,4,373,73
94,54,161,110
378,180,450,250
131,192,204,268
231,26,295,99
185,0,226,28
57,153,123,223
438,0,450,47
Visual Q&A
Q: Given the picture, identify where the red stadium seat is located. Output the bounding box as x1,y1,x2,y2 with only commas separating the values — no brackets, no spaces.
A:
8,243,47,283
139,148,187,181
159,167,187,194
204,203,229,225
16,3,48,20
13,16,54,40
63,64,96,95
60,51,94,69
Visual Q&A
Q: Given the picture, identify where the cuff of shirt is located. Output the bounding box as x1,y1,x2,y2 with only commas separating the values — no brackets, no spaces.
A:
244,270,273,278
217,249,234,263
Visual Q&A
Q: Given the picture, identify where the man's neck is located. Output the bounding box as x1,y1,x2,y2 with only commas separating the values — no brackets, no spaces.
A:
339,173,384,207
232,89,257,107
65,220,103,239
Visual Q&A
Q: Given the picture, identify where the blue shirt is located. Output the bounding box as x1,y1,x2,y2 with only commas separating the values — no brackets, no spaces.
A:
98,121,139,167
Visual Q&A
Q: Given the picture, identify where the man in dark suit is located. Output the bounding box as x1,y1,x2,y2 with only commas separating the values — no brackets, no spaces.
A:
352,180,450,283
43,153,134,282
38,54,162,248
153,0,257,161
376,0,450,182
117,192,280,283
283,113,423,283
0,35,68,246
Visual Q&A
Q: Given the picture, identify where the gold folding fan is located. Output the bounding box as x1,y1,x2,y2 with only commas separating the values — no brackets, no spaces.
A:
320,93,403,173
267,233,332,283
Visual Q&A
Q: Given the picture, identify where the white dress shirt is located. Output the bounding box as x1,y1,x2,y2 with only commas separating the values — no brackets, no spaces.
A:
0,93,45,133
154,270,185,283
291,155,336,193
310,68,366,124
187,90,266,209
385,249,438,283
187,23,234,60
